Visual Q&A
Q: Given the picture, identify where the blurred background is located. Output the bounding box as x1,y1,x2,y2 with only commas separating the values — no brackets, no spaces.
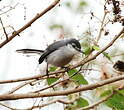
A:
0,0,124,110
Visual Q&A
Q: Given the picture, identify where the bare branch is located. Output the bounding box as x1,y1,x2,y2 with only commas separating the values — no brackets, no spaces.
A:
0,74,60,84
96,11,107,42
0,99,76,110
0,0,60,48
0,102,15,110
0,17,8,40
80,93,114,110
25,99,76,110
0,74,124,101
0,3,19,16
4,80,36,94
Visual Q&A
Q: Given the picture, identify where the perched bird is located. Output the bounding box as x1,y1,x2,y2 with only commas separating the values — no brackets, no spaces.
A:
16,38,83,67
113,60,124,72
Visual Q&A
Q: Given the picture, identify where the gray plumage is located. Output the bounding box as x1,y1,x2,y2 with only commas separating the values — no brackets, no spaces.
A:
16,38,82,67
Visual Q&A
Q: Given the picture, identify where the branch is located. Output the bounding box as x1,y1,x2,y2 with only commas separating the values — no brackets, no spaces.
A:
0,103,14,110
96,11,107,42
0,73,61,84
0,99,75,110
80,93,114,110
0,3,19,16
25,99,76,110
0,17,8,40
0,74,124,101
4,80,36,94
0,27,124,84
0,0,60,48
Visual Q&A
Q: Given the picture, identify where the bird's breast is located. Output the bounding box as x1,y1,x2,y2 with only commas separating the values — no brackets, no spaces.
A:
46,46,78,67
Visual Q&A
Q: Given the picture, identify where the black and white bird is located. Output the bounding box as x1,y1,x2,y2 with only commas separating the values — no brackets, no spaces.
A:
16,38,83,67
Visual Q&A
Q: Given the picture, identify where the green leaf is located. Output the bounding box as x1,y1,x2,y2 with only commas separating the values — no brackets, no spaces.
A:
77,1,87,12
92,45,100,51
100,90,112,97
83,46,93,55
105,93,124,110
65,2,71,8
47,77,59,85
79,1,87,7
76,97,89,107
118,89,124,95
103,52,112,60
49,24,63,30
49,66,57,72
67,69,88,85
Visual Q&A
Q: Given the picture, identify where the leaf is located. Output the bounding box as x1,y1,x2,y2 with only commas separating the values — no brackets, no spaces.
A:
105,93,124,110
79,1,87,7
83,46,93,55
49,24,63,30
77,1,87,12
100,90,112,97
65,2,71,8
118,89,124,95
49,66,57,72
47,77,59,85
102,52,112,60
92,45,100,51
76,97,89,107
67,69,88,85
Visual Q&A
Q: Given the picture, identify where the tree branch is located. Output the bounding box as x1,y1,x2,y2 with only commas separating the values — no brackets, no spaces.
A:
0,74,124,101
0,0,60,48
96,11,107,42
0,17,8,40
80,93,114,110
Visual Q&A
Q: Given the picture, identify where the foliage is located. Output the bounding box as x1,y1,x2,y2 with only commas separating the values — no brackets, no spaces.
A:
49,24,63,30
105,92,124,110
47,66,59,85
100,89,124,110
67,69,88,85
65,97,89,110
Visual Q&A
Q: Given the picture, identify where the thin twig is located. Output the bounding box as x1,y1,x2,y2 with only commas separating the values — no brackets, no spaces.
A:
96,11,107,42
0,17,8,40
0,3,19,15
0,99,76,110
0,0,60,48
111,53,124,57
4,80,36,94
80,93,114,110
26,99,76,110
0,102,15,110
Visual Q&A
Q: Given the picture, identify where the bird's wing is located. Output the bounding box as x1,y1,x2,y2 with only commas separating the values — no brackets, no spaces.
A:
38,40,67,64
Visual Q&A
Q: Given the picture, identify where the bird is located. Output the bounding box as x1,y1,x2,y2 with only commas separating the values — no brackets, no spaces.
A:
113,60,124,72
16,38,83,67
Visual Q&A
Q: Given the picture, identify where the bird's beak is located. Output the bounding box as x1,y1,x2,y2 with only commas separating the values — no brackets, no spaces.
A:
78,49,84,53
76,48,84,53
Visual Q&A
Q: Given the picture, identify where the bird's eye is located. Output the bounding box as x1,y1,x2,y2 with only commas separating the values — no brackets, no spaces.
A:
72,43,76,48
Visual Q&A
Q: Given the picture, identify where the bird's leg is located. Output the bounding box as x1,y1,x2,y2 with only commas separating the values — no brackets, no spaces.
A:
62,66,70,72
46,63,49,77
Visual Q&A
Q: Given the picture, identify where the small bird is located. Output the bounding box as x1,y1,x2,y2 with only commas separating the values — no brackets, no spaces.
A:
16,38,83,67
113,60,124,72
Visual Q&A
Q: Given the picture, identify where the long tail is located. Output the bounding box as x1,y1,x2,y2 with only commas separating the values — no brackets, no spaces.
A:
16,49,44,54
